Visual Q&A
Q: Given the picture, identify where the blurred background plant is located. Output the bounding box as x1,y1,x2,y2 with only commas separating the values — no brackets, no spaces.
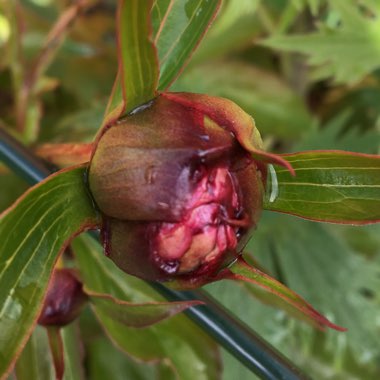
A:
1,0,380,379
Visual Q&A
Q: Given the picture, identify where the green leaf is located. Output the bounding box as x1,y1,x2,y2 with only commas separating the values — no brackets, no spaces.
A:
318,82,380,137
295,110,380,154
262,0,380,84
15,323,85,380
61,324,85,380
105,0,159,125
221,258,344,331
249,213,380,371
264,151,380,224
102,78,125,128
340,224,380,259
152,0,221,90
46,105,105,143
118,0,158,110
0,171,28,212
361,0,380,14
307,0,322,15
14,326,56,380
207,271,380,380
87,336,156,380
204,280,282,380
0,165,99,378
189,0,261,63
73,235,221,380
292,0,323,15
86,289,202,328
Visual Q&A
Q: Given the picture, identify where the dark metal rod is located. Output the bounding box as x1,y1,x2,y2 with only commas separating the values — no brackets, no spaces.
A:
0,127,309,380
0,129,52,184
154,284,309,380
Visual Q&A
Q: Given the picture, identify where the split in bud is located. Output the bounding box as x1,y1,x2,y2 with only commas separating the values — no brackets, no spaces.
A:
153,165,245,275
88,92,266,286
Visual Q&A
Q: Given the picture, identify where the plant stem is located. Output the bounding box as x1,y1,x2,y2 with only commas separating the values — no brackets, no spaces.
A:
7,0,97,143
6,0,24,134
46,327,65,380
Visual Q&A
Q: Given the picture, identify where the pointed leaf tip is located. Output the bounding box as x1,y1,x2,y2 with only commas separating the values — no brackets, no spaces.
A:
221,258,346,332
252,151,295,176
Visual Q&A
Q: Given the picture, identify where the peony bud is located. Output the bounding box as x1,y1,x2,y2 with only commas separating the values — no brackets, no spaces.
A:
88,93,266,285
38,269,87,327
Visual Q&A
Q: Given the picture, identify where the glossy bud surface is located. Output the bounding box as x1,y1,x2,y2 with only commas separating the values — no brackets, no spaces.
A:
89,93,266,285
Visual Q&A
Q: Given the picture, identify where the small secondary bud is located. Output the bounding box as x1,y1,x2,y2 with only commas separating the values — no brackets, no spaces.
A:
38,269,87,327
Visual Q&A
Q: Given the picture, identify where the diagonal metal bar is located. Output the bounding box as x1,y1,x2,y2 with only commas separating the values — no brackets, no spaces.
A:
0,127,309,380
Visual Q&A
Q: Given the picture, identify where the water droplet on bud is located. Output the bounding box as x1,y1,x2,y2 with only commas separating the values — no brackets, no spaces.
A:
266,164,278,203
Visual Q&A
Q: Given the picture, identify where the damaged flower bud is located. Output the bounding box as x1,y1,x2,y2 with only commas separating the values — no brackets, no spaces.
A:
88,93,266,286
38,269,87,327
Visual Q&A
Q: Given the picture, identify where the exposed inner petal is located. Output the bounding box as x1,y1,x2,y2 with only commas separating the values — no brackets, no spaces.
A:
153,165,249,275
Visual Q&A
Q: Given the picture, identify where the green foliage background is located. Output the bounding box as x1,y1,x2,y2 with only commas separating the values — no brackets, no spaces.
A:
1,0,380,379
